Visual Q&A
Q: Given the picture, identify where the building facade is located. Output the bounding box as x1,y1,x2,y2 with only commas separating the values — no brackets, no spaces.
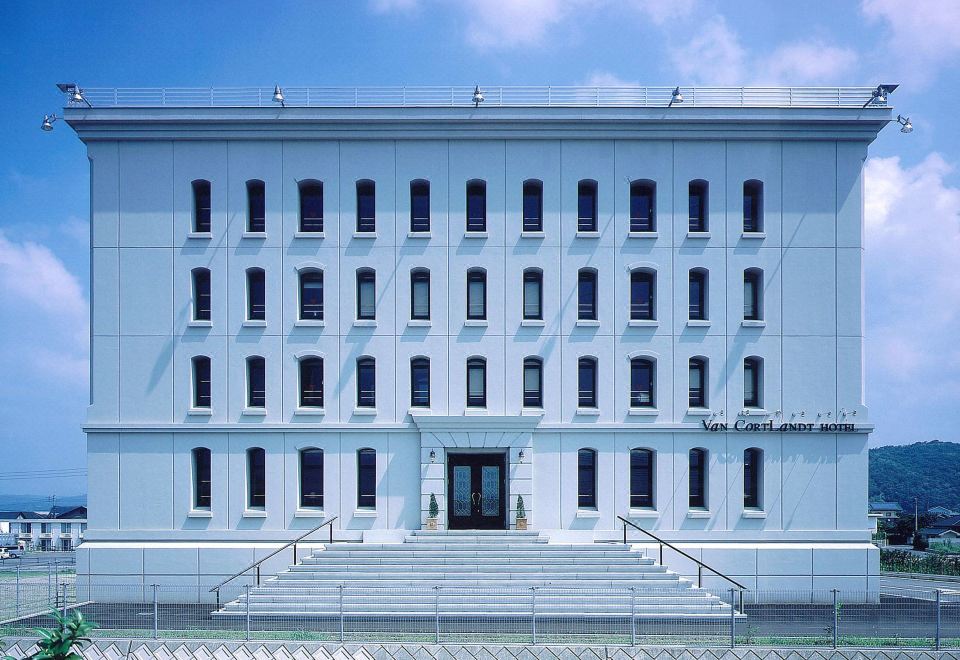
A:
0,507,87,551
71,86,888,594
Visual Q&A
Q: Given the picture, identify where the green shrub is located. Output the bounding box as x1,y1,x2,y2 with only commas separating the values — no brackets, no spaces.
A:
4,610,96,660
428,493,439,519
881,548,960,576
516,495,526,519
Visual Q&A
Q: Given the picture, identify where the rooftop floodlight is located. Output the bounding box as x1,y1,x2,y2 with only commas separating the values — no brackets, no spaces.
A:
865,83,899,107
896,114,913,133
56,82,92,107
272,85,285,107
40,114,58,132
472,85,484,107
669,86,683,106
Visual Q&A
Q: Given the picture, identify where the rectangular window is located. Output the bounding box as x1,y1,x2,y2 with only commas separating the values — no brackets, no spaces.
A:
578,358,597,408
578,181,598,232
523,271,543,320
630,271,654,320
467,271,486,320
247,269,265,321
630,182,655,232
247,180,265,233
466,181,486,232
299,181,323,233
630,359,654,408
41,523,51,534
192,269,211,321
357,358,376,408
522,181,543,232
192,447,211,510
193,180,211,233
523,359,543,408
357,271,376,320
60,523,70,534
192,357,211,409
357,449,376,509
411,271,430,320
578,270,597,320
247,357,265,408
689,181,708,232
467,359,486,408
356,181,376,233
410,359,430,408
247,448,266,509
410,180,430,233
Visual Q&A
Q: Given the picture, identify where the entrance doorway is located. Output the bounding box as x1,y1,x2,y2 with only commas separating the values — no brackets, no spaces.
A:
446,452,507,530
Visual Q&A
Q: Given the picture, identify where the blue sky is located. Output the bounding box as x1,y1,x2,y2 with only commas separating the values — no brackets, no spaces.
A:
1,0,958,497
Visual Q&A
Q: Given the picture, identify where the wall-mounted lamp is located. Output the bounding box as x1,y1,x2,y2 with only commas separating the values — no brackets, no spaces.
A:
472,85,484,107
40,114,58,132
273,85,285,107
57,83,91,107
896,114,913,133
518,449,525,464
669,86,683,106
429,449,436,463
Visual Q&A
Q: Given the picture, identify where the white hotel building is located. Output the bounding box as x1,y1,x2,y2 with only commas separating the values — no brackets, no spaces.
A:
69,85,891,595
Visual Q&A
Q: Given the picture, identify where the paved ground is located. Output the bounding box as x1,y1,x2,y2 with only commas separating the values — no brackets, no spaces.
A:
880,572,960,595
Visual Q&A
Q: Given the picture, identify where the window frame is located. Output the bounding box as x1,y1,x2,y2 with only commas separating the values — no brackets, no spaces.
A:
688,269,708,320
299,269,324,321
410,179,431,233
246,179,266,233
298,179,324,233
743,268,762,321
191,267,211,322
629,180,656,232
522,179,543,232
744,447,763,509
577,180,598,232
466,357,487,408
192,356,211,409
191,447,212,510
246,267,266,321
630,357,655,409
522,269,543,320
356,269,376,320
466,179,487,232
410,269,431,320
246,447,266,510
357,448,377,510
577,448,597,509
578,356,598,408
356,356,376,409
299,448,324,509
688,179,708,232
744,356,763,409
689,448,708,509
246,356,266,409
356,179,376,233
298,357,324,408
410,357,431,408
192,179,211,233
689,357,707,409
630,269,656,321
577,269,598,321
522,357,543,408
630,448,655,509
466,268,487,320
743,179,764,233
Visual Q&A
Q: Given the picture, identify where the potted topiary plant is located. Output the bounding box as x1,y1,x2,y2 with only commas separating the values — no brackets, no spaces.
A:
426,493,439,530
516,495,527,530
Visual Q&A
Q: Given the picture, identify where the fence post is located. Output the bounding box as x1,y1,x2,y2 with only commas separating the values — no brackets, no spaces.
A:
15,564,20,617
832,589,839,649
47,562,51,604
152,584,159,639
531,586,537,645
630,587,637,646
338,584,344,643
434,586,440,644
729,588,736,648
935,589,941,651
61,582,68,618
244,583,251,642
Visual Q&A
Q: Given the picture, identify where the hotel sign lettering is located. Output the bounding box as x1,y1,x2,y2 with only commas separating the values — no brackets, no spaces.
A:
701,420,858,432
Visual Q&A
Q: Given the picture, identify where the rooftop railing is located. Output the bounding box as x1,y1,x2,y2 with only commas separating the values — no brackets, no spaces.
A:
65,86,891,109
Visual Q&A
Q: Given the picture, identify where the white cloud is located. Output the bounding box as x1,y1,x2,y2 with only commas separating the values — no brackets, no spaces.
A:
461,0,582,50
668,15,745,85
369,0,420,13
582,71,639,87
755,41,859,85
862,0,960,86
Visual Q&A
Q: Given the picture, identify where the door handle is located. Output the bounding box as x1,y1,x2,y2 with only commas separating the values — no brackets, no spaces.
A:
471,492,482,506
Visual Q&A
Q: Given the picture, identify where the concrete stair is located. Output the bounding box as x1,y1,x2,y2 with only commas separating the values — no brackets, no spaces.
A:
214,530,738,620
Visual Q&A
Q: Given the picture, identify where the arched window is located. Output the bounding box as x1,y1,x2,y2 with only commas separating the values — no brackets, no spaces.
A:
630,180,656,232
578,357,597,408
299,448,323,509
299,269,324,320
357,448,376,509
299,357,324,408
299,180,323,233
410,179,430,233
357,357,376,408
191,447,211,510
192,356,211,409
630,269,655,320
689,357,707,408
578,180,598,232
466,357,486,408
688,180,708,232
744,357,763,409
578,448,597,509
356,269,376,320
743,180,763,233
578,269,597,320
246,179,265,233
630,357,655,408
523,357,543,408
523,269,543,320
410,357,430,408
191,268,211,322
246,447,266,509
466,269,487,320
522,179,543,232
246,268,265,321
246,356,265,408
192,180,211,233
466,179,487,232
410,269,431,320
744,268,762,321
356,180,376,233
689,448,707,509
630,448,654,508
744,447,763,509
689,268,708,320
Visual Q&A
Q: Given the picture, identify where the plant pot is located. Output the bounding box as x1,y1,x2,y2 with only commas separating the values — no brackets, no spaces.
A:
425,517,438,530
516,517,527,530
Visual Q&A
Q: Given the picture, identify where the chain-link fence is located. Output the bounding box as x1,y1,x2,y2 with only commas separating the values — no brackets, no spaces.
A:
0,564,76,623
1,584,958,648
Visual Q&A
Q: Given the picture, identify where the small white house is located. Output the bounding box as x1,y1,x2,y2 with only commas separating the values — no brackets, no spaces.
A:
0,507,87,551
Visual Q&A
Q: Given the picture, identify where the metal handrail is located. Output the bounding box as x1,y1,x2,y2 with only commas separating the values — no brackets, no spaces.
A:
617,515,747,594
209,516,338,605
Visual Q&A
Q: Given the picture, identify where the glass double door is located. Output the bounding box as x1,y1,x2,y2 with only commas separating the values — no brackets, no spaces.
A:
447,452,507,530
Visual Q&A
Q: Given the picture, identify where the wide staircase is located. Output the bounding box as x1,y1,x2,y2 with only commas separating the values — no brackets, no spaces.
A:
214,530,737,622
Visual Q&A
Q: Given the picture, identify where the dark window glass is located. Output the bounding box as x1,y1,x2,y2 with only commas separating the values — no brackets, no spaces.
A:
578,448,597,508
192,356,211,409
689,448,707,508
192,180,211,233
411,270,430,320
630,448,654,508
192,447,211,509
689,358,706,408
578,357,597,408
299,180,323,233
523,270,543,320
299,358,324,408
299,270,324,320
357,357,376,408
247,447,266,509
192,268,211,321
578,180,598,232
578,270,597,320
410,358,430,408
410,180,430,233
523,357,543,408
522,180,543,232
357,448,376,509
630,270,655,320
357,270,376,320
689,180,708,232
300,448,324,508
467,270,487,320
744,269,761,320
630,358,655,408
744,447,762,509
466,180,486,232
247,268,265,321
689,270,707,320
356,180,376,232
744,357,762,408
630,181,655,232
466,358,486,408
743,180,763,233
247,357,265,408
247,180,265,233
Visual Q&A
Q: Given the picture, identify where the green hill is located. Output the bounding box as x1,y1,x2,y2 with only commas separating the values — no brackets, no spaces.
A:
870,440,960,512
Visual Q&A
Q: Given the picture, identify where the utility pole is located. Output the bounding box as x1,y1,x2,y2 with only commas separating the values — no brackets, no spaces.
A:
915,497,919,532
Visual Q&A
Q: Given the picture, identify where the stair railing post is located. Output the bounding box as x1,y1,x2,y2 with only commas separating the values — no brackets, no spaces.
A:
338,584,345,642
698,565,703,589
622,522,626,545
630,587,637,646
293,542,297,564
530,586,537,645
729,588,736,648
832,589,839,649
434,585,440,644
152,584,159,639
244,583,251,642
659,542,663,565
935,589,941,651
215,587,220,610
256,565,260,587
